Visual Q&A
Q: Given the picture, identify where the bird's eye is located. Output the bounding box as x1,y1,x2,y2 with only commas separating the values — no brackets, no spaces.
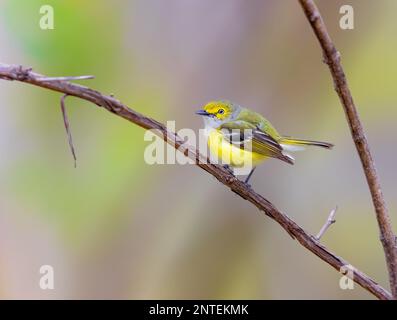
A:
218,109,225,114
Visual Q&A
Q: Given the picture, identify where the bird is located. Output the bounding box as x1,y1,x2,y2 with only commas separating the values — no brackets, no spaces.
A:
196,100,333,184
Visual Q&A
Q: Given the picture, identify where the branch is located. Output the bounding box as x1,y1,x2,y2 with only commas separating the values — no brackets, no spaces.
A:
316,207,337,240
0,63,392,300
60,94,77,167
38,75,94,82
298,0,397,298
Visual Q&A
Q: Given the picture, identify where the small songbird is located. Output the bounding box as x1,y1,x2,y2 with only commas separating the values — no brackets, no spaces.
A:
196,100,333,184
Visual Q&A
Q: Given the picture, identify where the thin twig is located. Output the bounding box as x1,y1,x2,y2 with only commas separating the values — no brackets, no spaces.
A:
38,75,94,82
0,63,392,300
298,0,397,298
60,94,77,168
316,206,337,240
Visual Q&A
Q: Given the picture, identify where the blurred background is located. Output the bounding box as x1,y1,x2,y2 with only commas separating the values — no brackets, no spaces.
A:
0,0,396,299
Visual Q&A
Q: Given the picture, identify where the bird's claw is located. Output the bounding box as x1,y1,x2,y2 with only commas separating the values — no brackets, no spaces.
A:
223,164,234,175
243,180,252,189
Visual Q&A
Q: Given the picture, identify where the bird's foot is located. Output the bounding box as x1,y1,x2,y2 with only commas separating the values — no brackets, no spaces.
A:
243,180,252,189
243,167,256,188
223,164,235,175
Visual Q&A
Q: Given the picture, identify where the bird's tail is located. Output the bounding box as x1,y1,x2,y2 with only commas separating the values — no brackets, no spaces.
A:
280,137,333,152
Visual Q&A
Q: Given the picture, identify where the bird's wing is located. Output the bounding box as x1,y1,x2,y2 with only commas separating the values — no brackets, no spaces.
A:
219,121,294,165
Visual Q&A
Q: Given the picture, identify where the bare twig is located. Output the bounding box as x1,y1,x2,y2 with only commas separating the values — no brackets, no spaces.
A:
298,0,397,298
0,63,392,300
60,94,77,167
38,75,94,82
316,206,337,240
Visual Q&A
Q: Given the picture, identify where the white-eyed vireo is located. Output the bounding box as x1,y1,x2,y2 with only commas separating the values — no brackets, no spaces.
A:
196,100,333,183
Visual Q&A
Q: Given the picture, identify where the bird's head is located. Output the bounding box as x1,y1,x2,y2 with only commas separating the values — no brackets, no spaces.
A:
196,100,239,127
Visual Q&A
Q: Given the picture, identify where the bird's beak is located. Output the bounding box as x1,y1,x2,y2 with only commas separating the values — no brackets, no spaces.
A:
195,109,211,116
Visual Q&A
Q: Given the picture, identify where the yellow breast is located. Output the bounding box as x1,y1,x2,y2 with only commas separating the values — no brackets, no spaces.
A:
206,129,268,168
